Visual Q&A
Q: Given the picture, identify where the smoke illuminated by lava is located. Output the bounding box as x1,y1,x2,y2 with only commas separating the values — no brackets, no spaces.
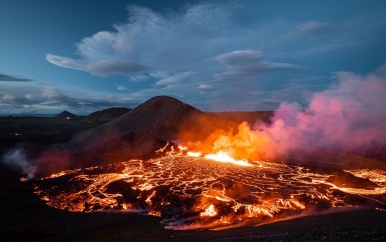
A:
184,67,386,162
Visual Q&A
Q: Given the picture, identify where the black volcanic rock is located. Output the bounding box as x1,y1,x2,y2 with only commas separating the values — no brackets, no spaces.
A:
64,96,237,164
82,107,131,122
55,111,76,119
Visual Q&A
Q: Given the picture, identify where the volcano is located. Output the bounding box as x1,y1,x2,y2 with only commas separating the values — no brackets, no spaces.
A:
40,96,238,174
71,95,236,152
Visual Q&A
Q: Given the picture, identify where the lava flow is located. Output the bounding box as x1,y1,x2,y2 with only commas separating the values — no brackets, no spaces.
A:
33,143,386,230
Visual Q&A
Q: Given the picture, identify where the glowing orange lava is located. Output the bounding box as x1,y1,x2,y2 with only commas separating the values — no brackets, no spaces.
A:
200,204,217,217
185,122,276,161
33,146,386,230
31,123,386,230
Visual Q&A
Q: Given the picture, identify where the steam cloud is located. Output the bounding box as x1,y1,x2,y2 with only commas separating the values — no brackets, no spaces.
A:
265,69,386,156
202,66,386,161
1,148,36,179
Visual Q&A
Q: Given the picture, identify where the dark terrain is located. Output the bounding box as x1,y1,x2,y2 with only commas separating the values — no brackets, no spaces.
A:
1,96,385,241
0,117,98,154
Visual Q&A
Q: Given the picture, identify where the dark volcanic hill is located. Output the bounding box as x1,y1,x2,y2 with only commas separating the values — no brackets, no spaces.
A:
54,111,76,119
70,96,237,152
82,107,131,122
39,96,238,173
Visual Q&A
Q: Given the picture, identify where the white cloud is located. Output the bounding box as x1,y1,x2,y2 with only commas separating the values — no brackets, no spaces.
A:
282,9,386,57
213,50,301,82
2,93,31,105
116,85,129,91
0,84,140,115
84,60,149,77
286,21,334,39
41,87,67,100
47,3,298,80
2,93,16,102
155,72,194,86
40,3,386,112
25,94,34,99
198,84,214,90
45,54,83,70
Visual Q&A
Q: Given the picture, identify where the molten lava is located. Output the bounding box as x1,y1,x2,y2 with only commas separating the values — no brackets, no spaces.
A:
200,204,217,217
33,144,386,230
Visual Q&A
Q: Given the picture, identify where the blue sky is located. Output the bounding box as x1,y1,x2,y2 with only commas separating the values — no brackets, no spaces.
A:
1,0,385,115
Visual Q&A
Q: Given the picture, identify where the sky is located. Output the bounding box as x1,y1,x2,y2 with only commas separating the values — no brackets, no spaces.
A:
0,0,386,115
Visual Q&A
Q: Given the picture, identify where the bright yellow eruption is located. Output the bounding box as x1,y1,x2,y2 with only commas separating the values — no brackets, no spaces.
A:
182,122,276,162
187,151,201,157
204,151,253,167
200,204,217,217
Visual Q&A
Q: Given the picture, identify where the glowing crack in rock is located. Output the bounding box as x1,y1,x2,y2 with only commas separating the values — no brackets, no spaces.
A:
344,169,386,184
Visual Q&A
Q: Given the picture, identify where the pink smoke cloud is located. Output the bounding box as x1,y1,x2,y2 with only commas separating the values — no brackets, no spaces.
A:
264,66,386,156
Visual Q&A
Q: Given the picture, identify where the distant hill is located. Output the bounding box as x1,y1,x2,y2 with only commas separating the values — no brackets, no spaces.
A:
54,111,77,119
82,107,131,122
0,114,54,118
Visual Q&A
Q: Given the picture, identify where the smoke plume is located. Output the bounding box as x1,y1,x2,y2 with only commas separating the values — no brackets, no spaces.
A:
1,148,37,179
197,66,386,162
265,67,386,156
